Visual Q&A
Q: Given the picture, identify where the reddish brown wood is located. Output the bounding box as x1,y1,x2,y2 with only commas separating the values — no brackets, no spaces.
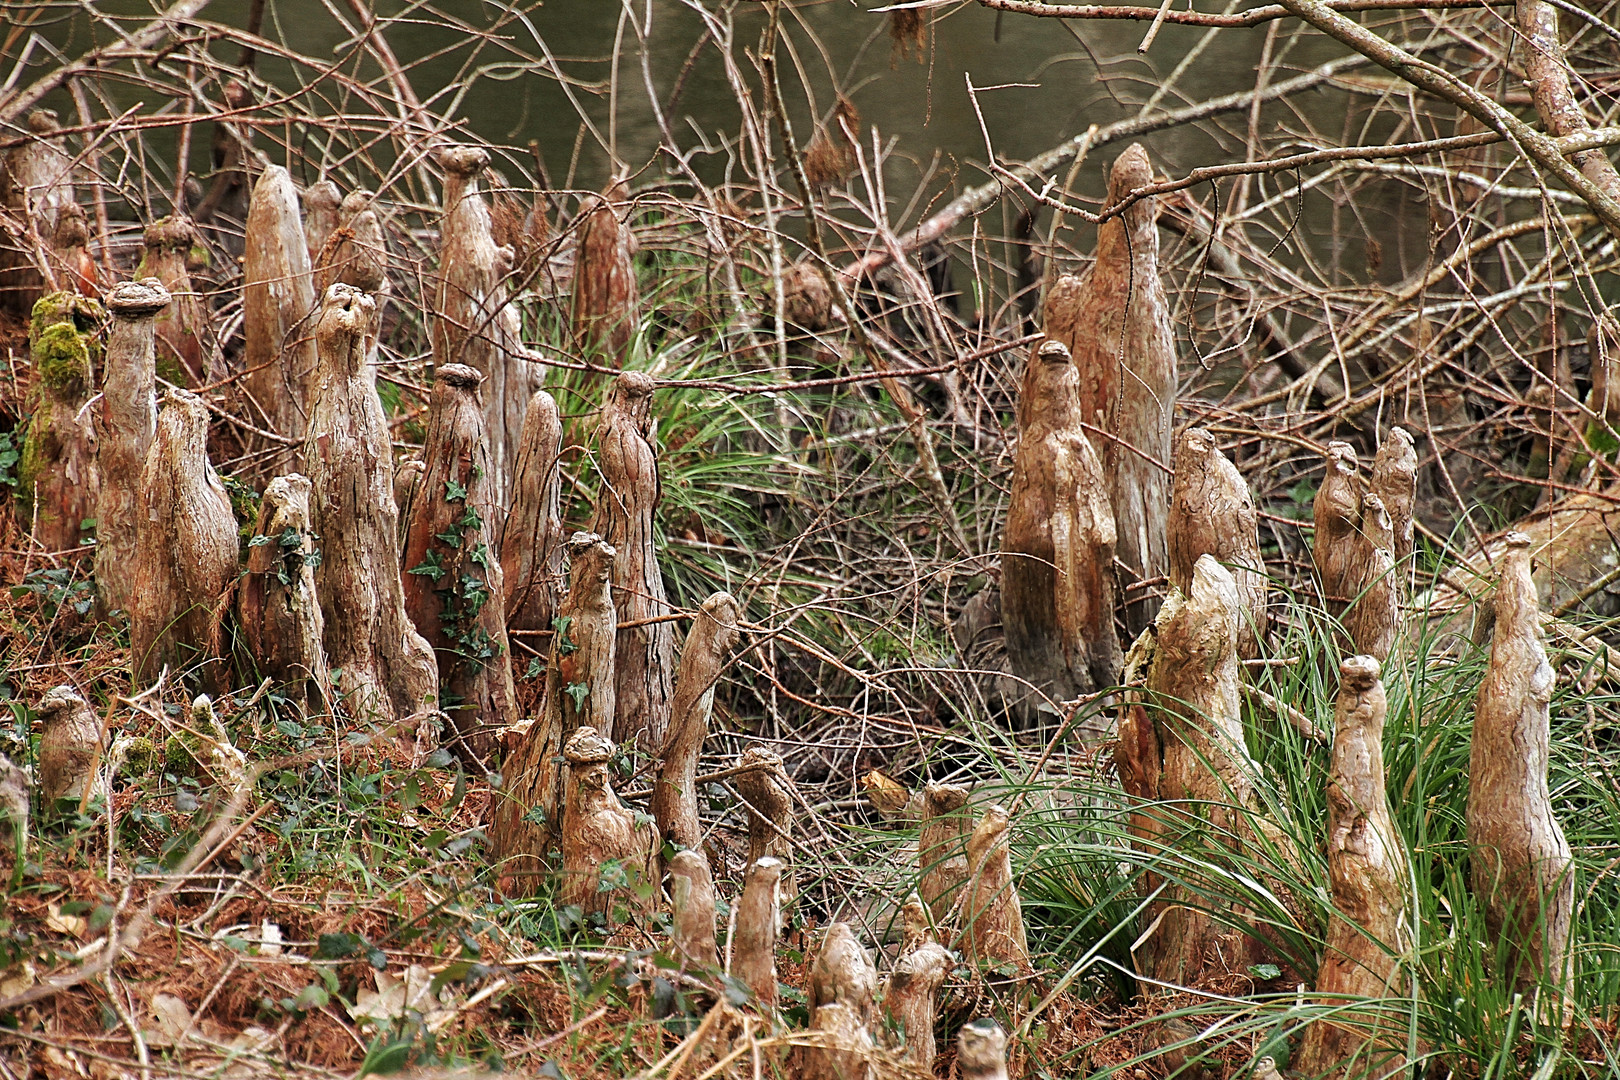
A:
1167,427,1267,657
570,182,639,366
236,473,332,713
96,280,168,615
501,389,565,633
138,215,210,385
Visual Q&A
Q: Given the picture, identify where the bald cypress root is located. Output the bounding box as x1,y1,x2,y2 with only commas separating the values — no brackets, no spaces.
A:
882,896,950,1066
560,726,654,923
918,782,971,921
654,591,740,855
138,215,211,385
96,280,167,616
735,746,797,916
0,110,77,317
38,686,102,810
1313,440,1402,661
19,290,103,554
958,804,1030,974
957,1019,1010,1080
502,389,565,633
731,855,783,1008
570,182,639,366
401,364,517,762
1167,428,1267,658
668,848,719,968
237,474,331,713
243,166,318,457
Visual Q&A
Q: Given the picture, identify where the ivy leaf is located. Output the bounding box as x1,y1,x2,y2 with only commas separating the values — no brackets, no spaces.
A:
408,550,446,581
444,477,468,502
564,681,590,710
434,528,463,550
553,615,578,655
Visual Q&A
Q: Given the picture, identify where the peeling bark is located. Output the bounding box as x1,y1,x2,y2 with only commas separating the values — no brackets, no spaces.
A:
918,782,971,921
490,533,616,894
128,389,238,689
570,182,639,365
243,166,318,454
1166,427,1266,658
731,855,783,1008
96,280,168,615
501,389,565,633
302,179,343,268
735,746,796,914
654,591,740,853
138,215,210,385
1296,655,1409,1080
957,1019,1010,1080
401,364,517,763
1468,534,1573,995
0,110,76,317
304,284,438,733
1002,339,1120,723
668,848,719,968
591,371,674,749
560,726,653,922
882,896,951,1066
237,473,331,713
393,459,425,548
958,804,1030,974
20,291,102,554
809,923,878,1026
1370,426,1417,568
38,686,102,808
432,146,539,499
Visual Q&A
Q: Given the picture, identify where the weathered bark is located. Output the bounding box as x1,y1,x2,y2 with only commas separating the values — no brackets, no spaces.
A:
236,473,331,713
809,923,878,1026
1002,339,1120,723
243,166,318,454
0,754,27,873
668,848,719,969
501,389,565,633
956,1019,1010,1080
48,202,98,298
779,259,834,332
38,686,101,808
1516,0,1620,214
958,804,1030,974
0,110,76,317
1045,144,1174,636
1313,440,1403,660
400,364,517,762
96,280,168,615
1133,555,1273,986
1296,656,1410,1080
490,533,616,894
735,746,796,914
802,1003,872,1080
1166,427,1267,658
304,283,438,733
138,215,209,385
432,146,539,500
882,897,951,1067
653,591,740,853
19,291,102,553
570,182,639,365
560,726,654,922
1341,494,1400,663
302,179,343,268
731,855,783,1008
1467,533,1573,995
393,459,425,547
318,190,388,296
128,390,238,689
1370,426,1417,568
918,782,971,921
591,371,675,749
1314,441,1364,621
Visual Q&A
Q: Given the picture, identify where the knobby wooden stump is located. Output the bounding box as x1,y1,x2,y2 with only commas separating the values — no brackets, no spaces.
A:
1167,427,1267,658
304,283,438,735
735,746,797,916
918,782,971,921
882,896,950,1066
591,371,675,749
491,532,617,894
1313,440,1403,661
654,591,740,855
501,389,565,633
138,215,210,385
570,182,640,366
668,848,719,968
958,804,1030,974
0,110,77,317
1468,533,1573,997
236,473,331,714
957,1019,1010,1080
432,145,539,500
243,165,319,458
731,855,783,1009
302,179,343,268
48,203,98,299
96,280,168,616
1296,655,1410,1080
803,926,877,1078
38,685,102,809
19,291,103,555
1371,426,1418,568
1002,339,1119,725
317,189,388,297
128,389,238,690
560,726,653,923
401,364,518,762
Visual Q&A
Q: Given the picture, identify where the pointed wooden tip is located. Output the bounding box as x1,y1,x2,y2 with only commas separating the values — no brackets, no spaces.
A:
107,278,172,318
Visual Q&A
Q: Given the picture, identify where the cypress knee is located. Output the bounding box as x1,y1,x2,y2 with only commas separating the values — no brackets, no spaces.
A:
1313,441,1363,622
668,848,719,968
918,782,971,921
958,804,1030,974
957,1019,1010,1080
302,179,343,267
1342,493,1400,662
735,746,796,914
560,726,653,922
654,591,740,854
1296,656,1410,1080
490,532,616,894
0,110,77,317
1371,426,1417,569
1167,428,1267,657
19,291,103,554
591,371,675,749
304,283,438,733
38,686,102,809
432,146,539,499
1002,339,1120,723
502,389,565,632
243,165,318,454
237,474,331,712
138,216,210,385
571,181,639,366
731,855,783,1008
49,203,98,298
128,390,238,689
318,190,388,296
882,897,950,1066
1313,440,1404,661
401,364,517,762
1468,534,1573,995
96,280,167,615
809,923,878,1026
